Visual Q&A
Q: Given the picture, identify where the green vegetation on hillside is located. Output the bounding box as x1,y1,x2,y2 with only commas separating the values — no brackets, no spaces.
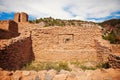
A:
100,19,120,44
29,17,90,27
102,31,117,44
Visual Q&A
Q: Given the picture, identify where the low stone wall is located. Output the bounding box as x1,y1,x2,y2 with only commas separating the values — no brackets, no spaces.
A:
0,35,34,70
94,40,110,64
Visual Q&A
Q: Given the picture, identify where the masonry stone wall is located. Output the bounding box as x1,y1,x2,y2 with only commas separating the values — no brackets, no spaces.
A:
0,20,19,39
0,35,34,70
0,20,9,31
14,13,20,22
20,12,28,22
111,44,120,56
108,54,120,68
31,26,106,63
14,12,28,23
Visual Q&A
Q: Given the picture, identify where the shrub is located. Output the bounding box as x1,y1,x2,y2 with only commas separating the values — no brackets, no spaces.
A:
102,31,116,43
96,62,109,69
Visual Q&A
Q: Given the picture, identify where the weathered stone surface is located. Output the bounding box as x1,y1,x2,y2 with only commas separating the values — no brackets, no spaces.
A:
0,12,120,80
14,12,28,23
111,44,120,56
31,26,105,62
0,69,119,80
14,13,20,23
59,69,69,74
22,71,30,76
0,35,34,70
44,73,53,80
66,73,78,80
0,20,19,39
53,74,67,80
12,70,22,80
20,12,28,22
47,69,57,77
38,70,47,80
108,54,120,68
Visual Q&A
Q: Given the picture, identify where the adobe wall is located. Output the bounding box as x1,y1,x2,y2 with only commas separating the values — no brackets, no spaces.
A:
0,20,19,39
31,26,108,63
0,35,34,70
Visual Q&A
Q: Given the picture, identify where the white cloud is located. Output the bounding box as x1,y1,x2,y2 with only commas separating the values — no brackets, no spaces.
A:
0,0,120,22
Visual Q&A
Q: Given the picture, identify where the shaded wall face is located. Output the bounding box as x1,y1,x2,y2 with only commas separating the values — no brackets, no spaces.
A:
0,37,34,70
31,26,102,62
20,13,28,22
0,20,19,39
9,20,18,33
14,13,20,22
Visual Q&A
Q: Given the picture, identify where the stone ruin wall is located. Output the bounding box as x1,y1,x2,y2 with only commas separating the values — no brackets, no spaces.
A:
0,11,120,70
14,13,20,23
0,23,120,70
0,20,10,31
20,12,28,22
107,44,120,69
0,34,34,70
14,12,28,23
0,20,18,32
31,26,109,63
0,20,19,39
110,44,120,56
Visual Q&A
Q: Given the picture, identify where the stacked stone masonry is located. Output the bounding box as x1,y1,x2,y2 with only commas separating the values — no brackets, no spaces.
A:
0,12,120,71
111,44,120,56
14,12,28,23
31,26,107,63
0,34,34,70
0,20,19,39
108,54,120,68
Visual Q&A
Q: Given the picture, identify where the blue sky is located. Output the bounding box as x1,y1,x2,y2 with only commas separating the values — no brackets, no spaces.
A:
0,0,120,22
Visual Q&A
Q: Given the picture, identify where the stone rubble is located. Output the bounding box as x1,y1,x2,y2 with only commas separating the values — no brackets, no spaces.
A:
0,68,120,80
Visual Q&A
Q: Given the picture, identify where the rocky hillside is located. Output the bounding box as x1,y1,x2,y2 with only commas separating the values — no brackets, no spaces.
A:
100,19,120,44
29,17,96,27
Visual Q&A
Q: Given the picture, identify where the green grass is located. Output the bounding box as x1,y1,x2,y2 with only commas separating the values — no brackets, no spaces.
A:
71,61,96,71
71,61,109,71
80,65,96,71
96,62,110,69
21,61,109,71
21,61,71,72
